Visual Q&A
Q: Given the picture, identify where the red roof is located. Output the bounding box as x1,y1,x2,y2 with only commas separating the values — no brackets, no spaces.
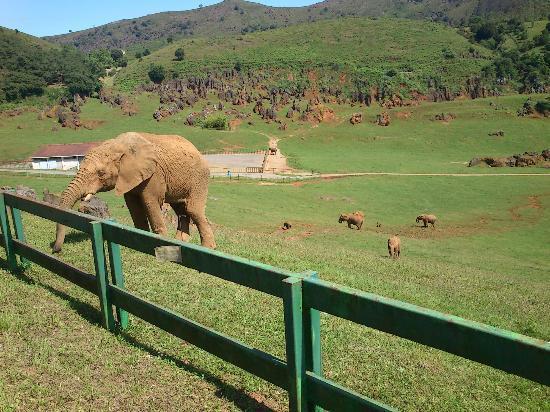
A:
31,142,101,158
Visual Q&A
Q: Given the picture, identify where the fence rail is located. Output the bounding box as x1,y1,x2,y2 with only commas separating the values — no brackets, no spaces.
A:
0,191,548,412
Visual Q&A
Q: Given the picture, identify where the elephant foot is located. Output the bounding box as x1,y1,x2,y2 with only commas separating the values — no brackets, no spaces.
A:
201,239,216,249
176,231,190,242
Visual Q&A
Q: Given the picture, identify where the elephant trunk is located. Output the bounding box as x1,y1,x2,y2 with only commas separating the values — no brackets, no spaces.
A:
52,175,86,253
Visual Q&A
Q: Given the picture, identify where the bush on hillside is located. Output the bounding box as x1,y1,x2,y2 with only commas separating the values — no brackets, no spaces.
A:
148,64,166,83
174,47,185,61
200,116,227,130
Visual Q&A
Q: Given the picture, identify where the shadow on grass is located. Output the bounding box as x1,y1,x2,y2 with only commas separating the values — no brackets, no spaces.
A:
0,257,276,412
118,332,276,411
48,231,90,249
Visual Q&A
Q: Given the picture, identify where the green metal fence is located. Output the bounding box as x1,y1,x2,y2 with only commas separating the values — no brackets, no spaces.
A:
0,191,548,411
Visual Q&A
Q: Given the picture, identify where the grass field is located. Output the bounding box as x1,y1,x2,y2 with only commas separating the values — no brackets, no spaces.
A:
0,172,548,411
2,92,548,175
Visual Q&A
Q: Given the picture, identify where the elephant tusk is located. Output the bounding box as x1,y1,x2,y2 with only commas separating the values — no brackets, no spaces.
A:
83,193,93,202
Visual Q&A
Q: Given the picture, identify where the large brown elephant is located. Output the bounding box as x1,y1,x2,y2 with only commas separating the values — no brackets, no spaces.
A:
52,132,215,252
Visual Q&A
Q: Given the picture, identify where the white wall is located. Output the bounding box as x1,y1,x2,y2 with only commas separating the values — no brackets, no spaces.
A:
31,157,81,170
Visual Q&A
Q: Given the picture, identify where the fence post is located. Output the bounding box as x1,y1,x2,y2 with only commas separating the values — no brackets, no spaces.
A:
302,271,323,412
0,193,17,270
90,221,115,332
9,207,30,268
283,277,306,412
106,234,129,330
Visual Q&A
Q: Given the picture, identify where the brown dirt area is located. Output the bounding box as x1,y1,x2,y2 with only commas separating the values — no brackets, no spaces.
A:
509,195,544,222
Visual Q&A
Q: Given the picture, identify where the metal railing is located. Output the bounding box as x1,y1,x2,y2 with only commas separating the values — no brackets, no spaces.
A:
0,191,548,411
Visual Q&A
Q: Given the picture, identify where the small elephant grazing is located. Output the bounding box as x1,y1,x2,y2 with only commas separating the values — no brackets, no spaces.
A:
416,214,437,228
388,235,401,259
339,211,364,230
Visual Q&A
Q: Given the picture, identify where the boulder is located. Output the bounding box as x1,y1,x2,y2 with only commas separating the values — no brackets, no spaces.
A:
376,112,391,126
350,113,363,125
78,195,110,218
11,185,37,199
43,188,61,206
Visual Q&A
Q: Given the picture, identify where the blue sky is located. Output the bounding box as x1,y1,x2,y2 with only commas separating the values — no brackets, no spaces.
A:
0,0,318,37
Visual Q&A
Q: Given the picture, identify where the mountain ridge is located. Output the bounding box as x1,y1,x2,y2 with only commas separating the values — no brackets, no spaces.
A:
44,0,549,52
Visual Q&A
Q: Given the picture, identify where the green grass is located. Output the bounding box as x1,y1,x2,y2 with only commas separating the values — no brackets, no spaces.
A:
115,17,493,93
279,94,550,173
0,172,548,411
2,89,549,174
0,94,267,163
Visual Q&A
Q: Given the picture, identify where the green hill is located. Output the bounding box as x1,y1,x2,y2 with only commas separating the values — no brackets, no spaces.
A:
0,27,100,103
115,17,493,95
45,0,549,52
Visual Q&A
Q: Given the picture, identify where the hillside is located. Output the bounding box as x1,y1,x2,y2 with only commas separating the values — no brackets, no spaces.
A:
0,27,100,103
44,0,550,52
115,17,493,94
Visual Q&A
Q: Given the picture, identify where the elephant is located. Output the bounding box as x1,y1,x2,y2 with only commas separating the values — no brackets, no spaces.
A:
339,211,364,230
52,132,216,253
416,214,437,228
387,235,401,259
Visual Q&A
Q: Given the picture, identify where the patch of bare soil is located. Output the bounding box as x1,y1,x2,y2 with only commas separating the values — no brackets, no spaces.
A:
509,195,544,222
272,222,325,241
81,120,105,130
380,216,494,240
228,118,242,131
395,111,412,119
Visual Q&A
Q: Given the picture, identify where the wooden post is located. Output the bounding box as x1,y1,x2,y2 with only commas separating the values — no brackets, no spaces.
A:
0,193,17,270
9,207,30,268
303,271,323,412
90,221,115,331
106,238,129,329
283,277,305,412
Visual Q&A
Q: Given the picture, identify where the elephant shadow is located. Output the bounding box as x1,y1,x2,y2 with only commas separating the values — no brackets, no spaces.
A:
49,231,89,249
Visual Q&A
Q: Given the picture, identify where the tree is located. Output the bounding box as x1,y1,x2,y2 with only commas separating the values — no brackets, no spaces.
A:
142,48,150,56
174,47,185,61
110,49,123,61
167,36,173,43
148,64,166,83
88,49,115,73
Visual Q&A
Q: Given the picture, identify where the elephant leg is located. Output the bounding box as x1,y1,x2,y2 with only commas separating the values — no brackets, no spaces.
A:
170,202,190,242
143,196,168,236
124,193,149,231
186,200,216,249
347,222,352,229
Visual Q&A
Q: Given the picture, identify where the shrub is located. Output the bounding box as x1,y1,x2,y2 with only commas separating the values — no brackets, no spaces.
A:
148,64,166,83
174,47,185,61
535,100,550,115
200,116,227,130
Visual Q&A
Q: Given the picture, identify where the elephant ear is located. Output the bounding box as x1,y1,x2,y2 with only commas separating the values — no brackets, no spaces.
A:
115,134,158,195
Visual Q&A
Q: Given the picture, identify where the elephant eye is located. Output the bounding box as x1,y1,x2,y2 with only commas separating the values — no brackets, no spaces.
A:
97,169,106,177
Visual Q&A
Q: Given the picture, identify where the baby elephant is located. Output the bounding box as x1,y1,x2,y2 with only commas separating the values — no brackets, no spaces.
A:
339,211,364,230
416,214,437,228
387,235,401,259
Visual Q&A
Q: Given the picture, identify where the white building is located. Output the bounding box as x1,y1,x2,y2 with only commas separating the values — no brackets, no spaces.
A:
31,142,100,170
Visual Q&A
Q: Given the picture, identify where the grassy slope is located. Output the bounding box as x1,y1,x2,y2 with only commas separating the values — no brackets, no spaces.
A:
280,94,550,173
116,17,493,91
0,93,267,162
0,26,57,50
45,0,550,52
0,172,548,410
2,92,548,175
